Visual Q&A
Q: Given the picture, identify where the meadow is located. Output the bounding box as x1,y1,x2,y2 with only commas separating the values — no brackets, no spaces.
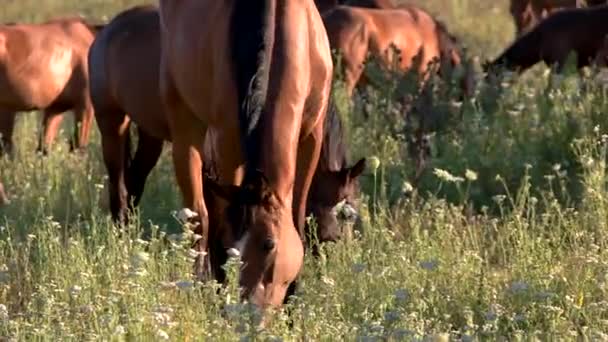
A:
2,0,608,340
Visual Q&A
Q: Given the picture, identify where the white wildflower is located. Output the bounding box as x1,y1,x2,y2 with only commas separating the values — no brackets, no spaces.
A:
465,169,478,181
0,304,7,321
321,276,335,287
177,208,198,223
433,168,464,183
69,285,82,297
402,181,414,194
227,248,241,258
113,325,125,336
130,251,150,268
369,156,381,171
156,329,169,340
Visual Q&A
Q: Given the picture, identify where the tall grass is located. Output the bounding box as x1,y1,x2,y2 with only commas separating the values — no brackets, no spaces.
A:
1,0,608,340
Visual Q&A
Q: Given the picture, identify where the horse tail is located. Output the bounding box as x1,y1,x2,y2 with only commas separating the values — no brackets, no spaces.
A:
229,0,275,162
487,24,543,73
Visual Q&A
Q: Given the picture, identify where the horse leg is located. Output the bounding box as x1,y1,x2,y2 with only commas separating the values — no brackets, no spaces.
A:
70,100,94,152
125,128,164,210
293,122,324,240
0,111,16,157
162,75,209,280
98,110,131,222
38,109,65,155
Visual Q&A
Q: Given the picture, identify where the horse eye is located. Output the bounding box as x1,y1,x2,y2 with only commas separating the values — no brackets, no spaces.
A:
262,238,275,252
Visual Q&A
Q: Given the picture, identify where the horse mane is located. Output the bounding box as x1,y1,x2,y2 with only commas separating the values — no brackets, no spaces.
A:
229,0,275,171
320,97,348,172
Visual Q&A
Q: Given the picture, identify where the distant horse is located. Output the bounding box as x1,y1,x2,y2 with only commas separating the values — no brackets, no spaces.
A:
164,0,334,310
322,5,463,96
0,17,101,156
487,5,608,74
510,0,607,36
89,5,365,246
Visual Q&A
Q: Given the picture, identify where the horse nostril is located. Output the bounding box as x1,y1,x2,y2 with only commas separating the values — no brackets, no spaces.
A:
263,238,275,252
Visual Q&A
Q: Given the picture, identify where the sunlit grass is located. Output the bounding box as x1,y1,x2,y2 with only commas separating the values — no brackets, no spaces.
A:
1,0,608,340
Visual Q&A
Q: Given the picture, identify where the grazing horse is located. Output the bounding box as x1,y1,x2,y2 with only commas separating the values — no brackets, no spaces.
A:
0,18,100,156
510,0,607,36
89,5,365,245
159,0,333,310
487,5,608,74
322,5,463,96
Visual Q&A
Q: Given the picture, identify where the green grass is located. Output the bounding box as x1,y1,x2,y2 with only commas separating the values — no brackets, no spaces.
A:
2,0,608,340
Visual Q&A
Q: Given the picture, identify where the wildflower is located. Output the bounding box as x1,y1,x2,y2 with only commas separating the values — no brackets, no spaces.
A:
175,280,194,290
492,195,506,205
0,304,7,321
552,163,561,172
187,249,204,259
156,329,169,340
352,263,366,273
321,276,335,287
402,181,414,194
69,285,82,297
392,329,413,340
369,156,381,171
509,281,529,294
465,169,478,181
114,325,126,336
419,259,439,271
130,251,150,268
384,310,399,323
160,282,177,290
433,168,464,183
394,289,409,304
0,265,9,284
192,233,204,242
177,208,198,223
227,248,241,258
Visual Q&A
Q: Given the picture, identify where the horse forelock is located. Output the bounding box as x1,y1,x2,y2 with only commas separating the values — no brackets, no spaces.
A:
230,0,275,164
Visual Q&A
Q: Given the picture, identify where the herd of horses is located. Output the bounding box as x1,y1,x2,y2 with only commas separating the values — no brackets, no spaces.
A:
1,0,608,317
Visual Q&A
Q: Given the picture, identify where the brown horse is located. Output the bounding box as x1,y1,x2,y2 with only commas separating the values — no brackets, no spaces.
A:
89,5,365,244
159,0,332,310
510,0,607,36
322,5,463,96
0,17,101,156
487,5,608,74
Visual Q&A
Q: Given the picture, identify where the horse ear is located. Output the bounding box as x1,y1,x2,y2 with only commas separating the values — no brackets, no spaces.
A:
205,180,240,202
347,158,366,180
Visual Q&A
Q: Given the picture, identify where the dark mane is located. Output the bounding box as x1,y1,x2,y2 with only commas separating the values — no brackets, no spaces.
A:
320,98,348,172
229,0,274,171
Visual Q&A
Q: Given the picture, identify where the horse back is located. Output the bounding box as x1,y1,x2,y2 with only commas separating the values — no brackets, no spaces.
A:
0,19,94,110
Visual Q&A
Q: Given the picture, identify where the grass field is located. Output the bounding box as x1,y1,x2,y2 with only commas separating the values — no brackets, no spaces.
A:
2,0,608,340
